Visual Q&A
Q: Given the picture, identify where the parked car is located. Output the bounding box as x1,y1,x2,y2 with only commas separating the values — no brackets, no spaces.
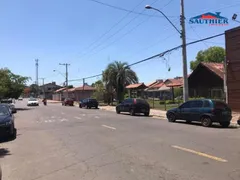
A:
27,98,39,106
0,104,16,139
18,97,23,100
0,99,16,113
0,103,17,114
62,98,74,106
166,99,232,127
79,98,98,109
116,98,150,116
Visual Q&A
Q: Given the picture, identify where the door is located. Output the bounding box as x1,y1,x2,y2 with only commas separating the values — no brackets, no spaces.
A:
190,100,203,121
179,102,191,120
122,99,133,112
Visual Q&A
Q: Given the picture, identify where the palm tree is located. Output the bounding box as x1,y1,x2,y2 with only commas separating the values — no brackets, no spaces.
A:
103,61,138,103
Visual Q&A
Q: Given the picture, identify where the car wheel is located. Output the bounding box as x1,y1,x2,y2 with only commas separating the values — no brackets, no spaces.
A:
95,106,98,109
79,104,82,108
144,112,149,116
186,120,191,124
116,108,120,114
201,116,212,127
167,113,176,122
220,122,230,128
9,127,16,140
130,109,135,116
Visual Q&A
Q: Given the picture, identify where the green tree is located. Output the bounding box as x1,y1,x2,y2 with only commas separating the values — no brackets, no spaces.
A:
91,80,105,101
190,46,225,71
102,61,138,103
29,84,39,96
0,68,29,99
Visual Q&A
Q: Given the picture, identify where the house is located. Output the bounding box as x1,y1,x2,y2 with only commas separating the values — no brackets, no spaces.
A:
125,83,147,98
144,78,183,100
39,82,62,99
225,26,240,111
61,84,96,101
52,87,66,101
188,62,224,99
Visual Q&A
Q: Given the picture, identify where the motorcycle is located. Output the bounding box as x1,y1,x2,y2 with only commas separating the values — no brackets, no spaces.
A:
42,99,47,106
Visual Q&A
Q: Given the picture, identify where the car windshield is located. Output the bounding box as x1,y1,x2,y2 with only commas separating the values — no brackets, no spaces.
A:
89,99,97,102
29,98,37,101
136,99,148,104
0,99,13,104
0,106,10,116
213,101,229,110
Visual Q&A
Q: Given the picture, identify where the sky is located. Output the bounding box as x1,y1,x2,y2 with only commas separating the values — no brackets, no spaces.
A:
0,0,240,87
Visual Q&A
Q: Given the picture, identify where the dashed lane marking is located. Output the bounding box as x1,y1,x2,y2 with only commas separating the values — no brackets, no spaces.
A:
171,145,228,163
74,117,82,120
95,116,100,119
102,125,116,130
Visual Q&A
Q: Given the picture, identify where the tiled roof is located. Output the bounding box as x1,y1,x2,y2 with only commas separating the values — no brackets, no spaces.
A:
201,62,224,79
146,81,157,87
125,83,147,89
152,82,164,88
63,88,76,92
55,87,66,93
165,78,183,87
75,85,95,91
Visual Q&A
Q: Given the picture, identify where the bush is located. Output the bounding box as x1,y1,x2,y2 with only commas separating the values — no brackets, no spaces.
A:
159,101,165,105
189,97,205,100
165,100,175,104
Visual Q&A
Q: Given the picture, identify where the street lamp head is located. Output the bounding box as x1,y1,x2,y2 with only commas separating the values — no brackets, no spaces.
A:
145,5,152,9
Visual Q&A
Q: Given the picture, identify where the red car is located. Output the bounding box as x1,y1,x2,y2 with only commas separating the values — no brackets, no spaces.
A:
62,98,74,106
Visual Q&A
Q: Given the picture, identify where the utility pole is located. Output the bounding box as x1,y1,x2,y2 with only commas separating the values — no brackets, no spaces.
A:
39,78,45,98
83,78,85,99
59,63,70,98
180,0,189,102
35,59,39,97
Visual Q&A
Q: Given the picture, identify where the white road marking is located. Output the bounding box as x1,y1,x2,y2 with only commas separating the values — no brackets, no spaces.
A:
74,117,82,120
82,114,86,116
102,125,116,130
95,116,100,119
61,112,65,115
51,116,55,118
60,118,68,122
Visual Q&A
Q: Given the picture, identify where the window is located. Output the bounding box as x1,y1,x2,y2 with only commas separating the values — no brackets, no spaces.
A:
180,102,191,108
203,100,211,108
190,101,203,108
124,99,133,104
213,101,228,110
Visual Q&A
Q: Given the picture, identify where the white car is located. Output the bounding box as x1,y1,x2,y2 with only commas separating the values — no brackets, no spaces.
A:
27,98,39,106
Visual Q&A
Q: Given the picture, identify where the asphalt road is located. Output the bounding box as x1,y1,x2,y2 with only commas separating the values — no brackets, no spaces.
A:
1,100,240,180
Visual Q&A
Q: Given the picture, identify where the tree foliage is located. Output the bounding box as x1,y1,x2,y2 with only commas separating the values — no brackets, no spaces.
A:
102,61,138,103
91,80,105,101
190,46,225,71
0,68,29,99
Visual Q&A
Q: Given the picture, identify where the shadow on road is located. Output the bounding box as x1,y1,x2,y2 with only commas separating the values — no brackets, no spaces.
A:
0,148,11,158
174,121,239,129
15,108,32,111
119,113,153,118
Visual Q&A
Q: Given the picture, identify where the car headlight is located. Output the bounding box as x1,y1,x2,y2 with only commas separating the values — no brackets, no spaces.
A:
5,121,12,125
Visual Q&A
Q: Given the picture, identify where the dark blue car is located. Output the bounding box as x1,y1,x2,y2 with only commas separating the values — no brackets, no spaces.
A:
166,99,232,127
0,104,16,138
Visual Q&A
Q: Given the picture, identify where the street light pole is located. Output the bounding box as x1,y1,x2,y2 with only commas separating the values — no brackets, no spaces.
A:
145,1,189,102
59,63,70,98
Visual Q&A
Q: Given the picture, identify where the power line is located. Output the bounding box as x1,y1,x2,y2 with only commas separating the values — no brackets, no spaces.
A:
81,0,172,59
80,0,147,56
87,0,176,18
189,25,209,48
69,33,224,82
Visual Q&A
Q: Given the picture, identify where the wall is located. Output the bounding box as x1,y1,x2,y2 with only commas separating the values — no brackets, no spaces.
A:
225,27,240,110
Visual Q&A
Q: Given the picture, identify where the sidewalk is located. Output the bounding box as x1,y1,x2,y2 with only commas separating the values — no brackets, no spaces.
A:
99,106,240,126
99,106,167,119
